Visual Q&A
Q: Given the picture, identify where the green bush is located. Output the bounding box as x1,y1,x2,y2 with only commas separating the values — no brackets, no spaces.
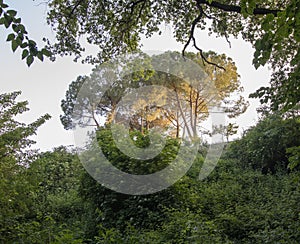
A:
226,114,300,173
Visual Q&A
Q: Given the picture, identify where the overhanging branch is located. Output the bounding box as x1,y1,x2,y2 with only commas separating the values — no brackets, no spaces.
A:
182,3,226,70
199,0,281,16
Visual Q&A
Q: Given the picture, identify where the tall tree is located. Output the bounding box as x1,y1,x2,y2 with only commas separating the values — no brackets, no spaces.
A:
0,91,50,242
146,51,248,139
60,52,153,130
61,51,247,140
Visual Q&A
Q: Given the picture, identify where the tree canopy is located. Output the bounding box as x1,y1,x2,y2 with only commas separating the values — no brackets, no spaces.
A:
1,0,299,112
61,51,248,140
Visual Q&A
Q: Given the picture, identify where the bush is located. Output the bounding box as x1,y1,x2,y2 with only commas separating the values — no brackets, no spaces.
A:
226,114,300,173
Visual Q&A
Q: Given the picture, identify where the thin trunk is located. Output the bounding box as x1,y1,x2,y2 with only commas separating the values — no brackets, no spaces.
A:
193,92,200,137
140,113,144,134
107,103,116,124
175,88,193,140
176,110,180,138
91,103,100,128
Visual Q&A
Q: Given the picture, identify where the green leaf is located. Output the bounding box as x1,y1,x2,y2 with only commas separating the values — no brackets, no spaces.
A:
26,55,34,67
6,33,15,41
14,17,21,23
37,52,44,61
3,14,12,28
15,36,22,45
0,17,4,25
28,40,37,47
18,24,26,33
11,39,18,52
12,23,18,32
7,9,17,17
0,3,9,8
22,49,29,60
20,42,28,48
42,48,52,57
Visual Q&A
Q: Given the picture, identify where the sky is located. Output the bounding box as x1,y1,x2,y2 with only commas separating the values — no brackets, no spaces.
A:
0,1,271,151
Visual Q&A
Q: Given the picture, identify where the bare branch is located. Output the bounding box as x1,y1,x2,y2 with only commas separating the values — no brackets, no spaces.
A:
182,11,203,57
182,3,226,70
192,36,226,71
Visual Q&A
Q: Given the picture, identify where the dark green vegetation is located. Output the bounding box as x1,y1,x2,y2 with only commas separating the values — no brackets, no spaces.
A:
1,91,299,243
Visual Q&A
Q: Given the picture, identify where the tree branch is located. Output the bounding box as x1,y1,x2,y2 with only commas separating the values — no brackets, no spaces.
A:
182,4,226,70
64,0,85,29
199,0,281,16
68,0,85,19
193,36,226,71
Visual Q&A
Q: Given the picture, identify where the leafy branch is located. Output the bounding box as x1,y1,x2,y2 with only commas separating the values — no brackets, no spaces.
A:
0,0,52,66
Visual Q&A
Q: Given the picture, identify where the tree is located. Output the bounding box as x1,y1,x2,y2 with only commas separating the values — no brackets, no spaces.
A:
60,52,153,130
148,51,248,139
227,114,300,173
0,91,50,242
78,126,205,239
61,51,247,141
2,1,299,111
27,146,85,240
212,122,239,142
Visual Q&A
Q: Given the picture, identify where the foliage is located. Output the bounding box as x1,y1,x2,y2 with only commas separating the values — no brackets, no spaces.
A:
0,92,88,243
287,146,300,171
1,1,299,112
78,127,201,238
0,91,50,242
0,1,52,66
226,114,300,173
1,92,299,243
44,0,300,111
61,51,247,140
82,156,300,243
0,145,86,243
147,51,248,139
60,52,153,130
250,0,300,111
0,88,299,243
27,146,84,223
44,0,283,63
212,123,239,142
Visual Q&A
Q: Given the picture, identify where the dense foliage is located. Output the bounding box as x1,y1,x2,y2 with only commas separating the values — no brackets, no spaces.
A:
1,94,299,243
1,1,299,111
0,91,50,242
227,114,300,173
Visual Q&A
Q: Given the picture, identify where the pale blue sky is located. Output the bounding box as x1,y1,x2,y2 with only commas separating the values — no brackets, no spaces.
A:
0,1,271,151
